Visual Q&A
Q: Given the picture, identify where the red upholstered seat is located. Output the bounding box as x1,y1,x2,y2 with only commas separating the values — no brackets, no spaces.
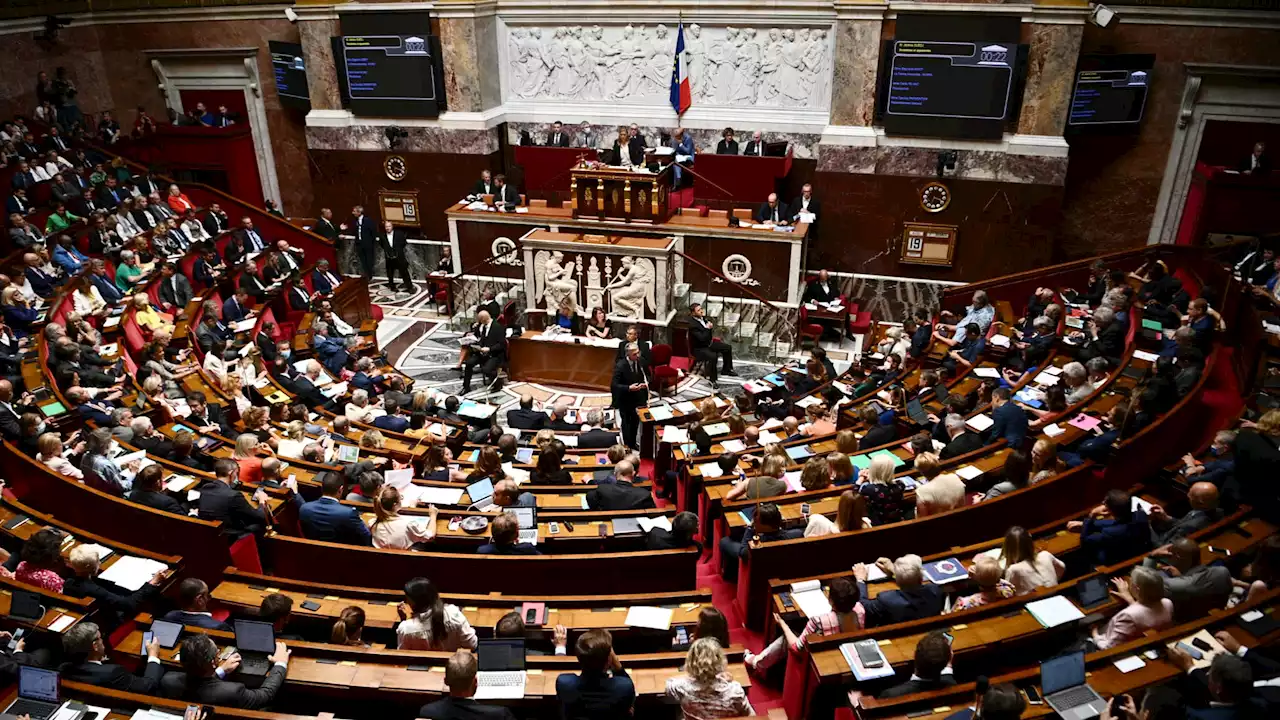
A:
122,317,145,356
797,306,823,348
650,343,680,396
848,310,872,336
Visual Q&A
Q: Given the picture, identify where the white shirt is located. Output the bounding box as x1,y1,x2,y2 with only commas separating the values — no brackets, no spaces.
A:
331,314,355,337
31,165,51,182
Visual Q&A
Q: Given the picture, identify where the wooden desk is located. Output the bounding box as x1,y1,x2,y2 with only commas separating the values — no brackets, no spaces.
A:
507,331,620,391
570,165,671,223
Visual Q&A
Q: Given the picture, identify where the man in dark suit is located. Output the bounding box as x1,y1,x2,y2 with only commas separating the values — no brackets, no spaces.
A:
585,462,654,510
421,650,518,720
311,258,343,296
855,556,945,626
688,303,735,382
788,182,820,230
610,343,648,449
491,174,519,210
716,127,739,155
95,177,125,210
203,202,231,236
803,269,839,304
742,130,765,157
546,121,571,147
462,310,505,394
289,361,330,408
44,127,71,153
471,170,495,197
548,403,579,432
24,253,59,298
238,262,269,302
1240,141,1270,175
477,513,541,555
160,633,290,710
159,578,233,631
1077,306,1126,364
986,387,1028,449
313,323,350,376
186,392,232,436
577,409,620,449
299,474,372,545
222,289,252,324
476,290,501,321
614,325,652,367
197,460,273,540
858,406,898,450
1168,651,1272,720
10,161,38,192
312,207,339,241
754,192,787,225
5,189,31,217
378,220,414,294
233,216,267,253
939,414,985,461
60,622,166,693
0,380,35,442
556,630,636,719
157,262,193,315
879,632,956,698
507,394,548,431
374,397,411,433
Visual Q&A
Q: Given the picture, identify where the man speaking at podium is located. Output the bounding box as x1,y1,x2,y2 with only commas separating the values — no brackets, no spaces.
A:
611,342,648,450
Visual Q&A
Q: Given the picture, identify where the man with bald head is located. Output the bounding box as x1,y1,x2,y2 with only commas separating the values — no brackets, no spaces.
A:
1153,536,1233,621
1149,481,1223,546
492,478,534,509
754,193,787,225
462,309,505,394
292,360,330,408
0,379,36,441
743,130,765,157
507,394,547,430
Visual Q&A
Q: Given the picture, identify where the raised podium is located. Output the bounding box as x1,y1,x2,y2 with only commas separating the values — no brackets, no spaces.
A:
570,164,671,224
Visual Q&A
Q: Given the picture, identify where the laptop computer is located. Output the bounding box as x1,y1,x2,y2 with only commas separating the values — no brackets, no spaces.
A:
233,619,276,677
933,383,950,403
466,478,495,509
3,667,62,720
510,506,538,545
906,398,931,425
1041,651,1107,720
475,638,527,700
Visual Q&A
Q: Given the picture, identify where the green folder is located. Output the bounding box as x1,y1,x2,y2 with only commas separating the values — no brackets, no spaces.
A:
850,454,873,471
39,401,67,417
1141,318,1163,331
868,449,901,466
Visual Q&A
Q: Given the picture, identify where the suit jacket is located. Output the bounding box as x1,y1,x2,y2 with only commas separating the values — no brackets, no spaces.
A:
586,481,655,511
788,195,821,223
374,414,410,433
1081,511,1151,566
547,131,571,147
556,669,635,720
1240,153,1271,175
378,228,408,261
506,408,548,431
234,227,267,253
60,659,166,694
610,358,649,411
349,215,377,246
578,428,619,449
857,581,944,627
803,279,839,304
988,402,1028,449
160,664,286,709
188,404,232,436
420,697,517,720
743,140,765,157
716,139,739,155
610,138,644,166
880,675,957,699
222,296,249,323
754,202,785,224
196,480,268,540
203,212,230,237
96,185,124,210
311,268,343,295
688,316,715,350
471,180,495,196
238,272,268,301
131,488,186,515
158,274,194,309
940,431,985,460
299,496,373,545
159,609,232,631
615,340,652,367
474,321,507,360
290,375,329,408
492,184,518,207
26,266,58,298
313,217,339,240
859,424,898,451
1163,564,1232,621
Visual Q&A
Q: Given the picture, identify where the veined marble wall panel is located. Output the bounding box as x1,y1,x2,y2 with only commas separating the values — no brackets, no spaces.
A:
498,21,835,123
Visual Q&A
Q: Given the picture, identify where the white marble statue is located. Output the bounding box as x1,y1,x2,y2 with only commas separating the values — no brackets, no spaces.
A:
604,256,655,319
534,250,579,311
504,23,831,109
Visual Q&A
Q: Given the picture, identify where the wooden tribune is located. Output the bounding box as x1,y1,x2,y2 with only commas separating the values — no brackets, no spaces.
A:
330,276,375,325
507,331,619,391
571,165,671,223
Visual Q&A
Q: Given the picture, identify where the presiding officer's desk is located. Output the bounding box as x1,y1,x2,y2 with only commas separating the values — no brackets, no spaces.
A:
507,330,624,391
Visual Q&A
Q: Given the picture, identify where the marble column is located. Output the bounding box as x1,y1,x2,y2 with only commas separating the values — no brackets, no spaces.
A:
438,15,502,114
298,18,342,111
1017,23,1085,137
829,16,883,126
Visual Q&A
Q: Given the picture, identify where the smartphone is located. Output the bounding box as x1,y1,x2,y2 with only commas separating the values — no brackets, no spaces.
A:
301,600,321,612
1207,546,1231,556
186,707,201,720
564,521,574,532
801,503,811,517
598,524,608,537
1175,642,1203,660
448,517,462,531
549,522,560,535
780,592,794,610
675,627,689,646
1191,637,1214,652
854,640,883,668
1110,696,1126,716
142,631,154,656
7,628,24,652
1024,686,1043,705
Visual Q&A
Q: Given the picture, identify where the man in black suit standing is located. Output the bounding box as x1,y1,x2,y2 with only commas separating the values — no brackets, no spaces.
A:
611,343,649,449
742,130,765,157
491,174,519,210
348,205,378,278
60,622,166,693
754,193,787,225
160,633,290,710
477,290,501,321
507,394,548,430
313,207,339,241
716,127,739,155
463,310,505,394
788,182,820,232
472,170,495,196
688,303,735,382
420,650,517,720
1240,141,1270,175
378,219,414,295
546,121,571,147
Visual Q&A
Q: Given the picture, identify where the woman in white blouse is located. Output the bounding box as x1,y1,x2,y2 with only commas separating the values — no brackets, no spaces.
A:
72,279,107,317
395,577,477,651
988,525,1065,595
202,340,229,382
36,432,84,480
222,373,252,416
370,486,437,550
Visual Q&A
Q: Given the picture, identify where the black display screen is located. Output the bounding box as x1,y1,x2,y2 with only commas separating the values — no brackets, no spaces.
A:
1068,54,1155,129
268,41,310,109
334,9,444,118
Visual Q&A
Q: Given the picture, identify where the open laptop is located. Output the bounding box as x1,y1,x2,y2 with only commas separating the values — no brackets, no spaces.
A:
466,478,495,509
2,667,62,720
1041,651,1107,720
233,619,276,677
905,398,931,425
510,506,538,545
475,638,527,700
933,383,950,403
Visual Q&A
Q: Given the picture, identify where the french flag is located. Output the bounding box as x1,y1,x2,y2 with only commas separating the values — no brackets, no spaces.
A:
669,22,691,115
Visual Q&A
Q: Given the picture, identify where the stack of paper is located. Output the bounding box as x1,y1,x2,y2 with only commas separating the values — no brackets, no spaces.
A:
1025,595,1085,628
792,587,833,617
637,516,672,532
955,465,984,481
703,422,730,436
1133,350,1161,362
973,367,1001,378
1043,423,1066,437
674,401,699,414
1033,371,1061,386
99,555,169,591
840,641,895,681
697,462,726,477
661,426,690,444
966,414,994,432
757,431,781,445
649,406,674,421
625,606,673,630
720,439,746,453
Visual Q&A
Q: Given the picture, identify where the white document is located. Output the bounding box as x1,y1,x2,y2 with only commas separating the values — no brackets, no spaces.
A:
1044,365,1064,375
1133,350,1161,362
164,475,196,492
795,396,821,408
321,381,349,398
797,211,816,224
111,449,147,469
99,555,168,591
1113,656,1147,673
233,318,256,332
648,405,674,421
276,439,305,459
865,564,888,582
757,431,781,445
661,426,690,444
1033,372,1061,386
720,439,746,453
637,516,672,533
1026,595,1085,628
1131,495,1155,515
791,579,821,593
625,606,674,630
674,401,699,414
703,422,730,436
955,465,984,481
697,463,726,477
760,417,784,431
99,343,119,356
384,468,415,490
966,414,994,432
1044,423,1066,438
792,588,833,617
973,367,1001,378
555,434,579,448
989,334,1011,348
414,486,466,506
